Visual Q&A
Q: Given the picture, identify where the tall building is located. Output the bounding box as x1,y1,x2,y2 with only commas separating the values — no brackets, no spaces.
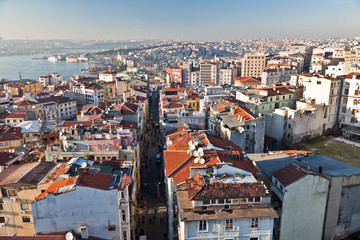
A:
200,61,220,85
241,53,266,78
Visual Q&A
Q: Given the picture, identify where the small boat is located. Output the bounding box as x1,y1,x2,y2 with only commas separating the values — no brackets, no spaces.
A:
48,56,57,62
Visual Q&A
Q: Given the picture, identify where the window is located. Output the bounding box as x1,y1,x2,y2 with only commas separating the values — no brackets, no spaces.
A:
225,219,233,230
210,199,217,205
354,100,358,105
8,189,17,196
251,218,258,228
248,198,254,203
122,210,126,222
0,217,4,223
250,238,259,240
21,203,29,210
203,199,210,205
254,197,261,203
0,204,3,210
232,198,239,204
218,198,225,204
342,107,346,113
22,216,31,223
226,199,232,204
199,220,207,231
240,198,247,203
123,231,127,240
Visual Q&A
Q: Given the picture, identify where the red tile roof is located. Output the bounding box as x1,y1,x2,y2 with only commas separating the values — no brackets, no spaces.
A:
36,176,77,200
113,102,138,114
233,105,258,122
165,88,186,92
15,99,39,106
345,72,360,80
163,103,182,109
76,171,113,190
273,163,323,187
190,181,269,200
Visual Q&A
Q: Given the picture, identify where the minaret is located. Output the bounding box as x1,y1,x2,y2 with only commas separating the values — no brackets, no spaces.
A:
18,69,22,81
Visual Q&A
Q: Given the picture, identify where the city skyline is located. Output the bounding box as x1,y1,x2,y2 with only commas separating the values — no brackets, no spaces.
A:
0,0,360,41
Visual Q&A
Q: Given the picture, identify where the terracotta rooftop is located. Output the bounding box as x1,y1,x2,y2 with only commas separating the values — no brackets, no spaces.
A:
36,176,78,200
273,163,323,187
15,99,39,106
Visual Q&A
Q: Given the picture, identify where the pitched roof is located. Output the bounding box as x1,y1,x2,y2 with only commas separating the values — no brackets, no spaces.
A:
163,103,183,109
190,181,269,200
36,176,78,200
14,99,39,106
0,152,18,166
76,170,113,190
233,105,258,122
272,163,323,187
37,96,74,104
0,162,39,186
113,102,138,114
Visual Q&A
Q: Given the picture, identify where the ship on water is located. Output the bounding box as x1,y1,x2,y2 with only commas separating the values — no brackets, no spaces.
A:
47,56,57,62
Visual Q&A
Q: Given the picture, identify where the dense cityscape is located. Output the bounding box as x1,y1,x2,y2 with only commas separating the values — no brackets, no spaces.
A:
0,35,359,240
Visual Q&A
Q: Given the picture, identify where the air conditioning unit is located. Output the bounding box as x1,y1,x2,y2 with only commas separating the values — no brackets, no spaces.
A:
10,198,16,202
20,211,25,215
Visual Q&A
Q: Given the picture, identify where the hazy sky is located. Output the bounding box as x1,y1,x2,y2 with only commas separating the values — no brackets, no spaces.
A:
0,0,359,40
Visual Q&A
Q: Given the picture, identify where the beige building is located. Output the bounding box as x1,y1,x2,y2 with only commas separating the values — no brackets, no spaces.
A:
241,53,266,78
0,161,61,236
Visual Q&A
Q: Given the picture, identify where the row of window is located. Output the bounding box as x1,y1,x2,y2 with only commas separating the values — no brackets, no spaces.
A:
0,141,19,148
198,218,259,232
0,216,31,224
202,197,261,206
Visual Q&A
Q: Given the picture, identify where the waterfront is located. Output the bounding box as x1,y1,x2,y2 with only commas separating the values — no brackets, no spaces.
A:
0,54,91,81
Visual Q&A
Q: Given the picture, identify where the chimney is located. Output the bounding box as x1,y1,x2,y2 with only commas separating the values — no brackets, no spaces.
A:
319,166,323,174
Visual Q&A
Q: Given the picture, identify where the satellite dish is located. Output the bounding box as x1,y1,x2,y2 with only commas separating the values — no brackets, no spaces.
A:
189,144,195,151
199,158,205,164
65,232,73,240
103,120,107,124
194,157,199,163
198,148,204,157
193,151,199,157
81,162,87,168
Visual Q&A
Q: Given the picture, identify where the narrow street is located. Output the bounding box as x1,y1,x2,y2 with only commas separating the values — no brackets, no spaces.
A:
136,89,168,240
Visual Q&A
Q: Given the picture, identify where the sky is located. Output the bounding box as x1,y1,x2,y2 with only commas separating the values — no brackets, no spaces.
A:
0,0,359,41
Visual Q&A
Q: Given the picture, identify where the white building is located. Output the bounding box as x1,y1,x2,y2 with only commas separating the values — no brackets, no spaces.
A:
176,165,278,240
37,96,77,121
265,101,328,147
70,83,104,106
32,170,134,240
200,61,220,85
190,71,200,86
261,68,298,87
99,71,117,82
296,74,343,129
340,73,360,132
219,68,234,85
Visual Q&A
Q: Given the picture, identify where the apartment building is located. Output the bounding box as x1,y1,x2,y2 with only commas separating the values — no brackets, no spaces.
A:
241,53,266,78
200,61,220,85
